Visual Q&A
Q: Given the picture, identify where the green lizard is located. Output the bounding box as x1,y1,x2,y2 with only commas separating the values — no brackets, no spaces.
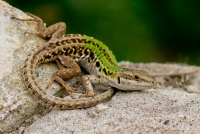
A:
12,13,157,109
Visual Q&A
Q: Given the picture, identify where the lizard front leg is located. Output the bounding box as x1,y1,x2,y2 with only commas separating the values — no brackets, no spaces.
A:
79,75,102,98
47,55,81,99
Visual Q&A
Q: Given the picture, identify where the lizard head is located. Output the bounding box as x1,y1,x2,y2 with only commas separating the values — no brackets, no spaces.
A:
106,68,157,90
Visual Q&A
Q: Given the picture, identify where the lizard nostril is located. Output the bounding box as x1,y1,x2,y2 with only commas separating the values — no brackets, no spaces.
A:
151,79,157,86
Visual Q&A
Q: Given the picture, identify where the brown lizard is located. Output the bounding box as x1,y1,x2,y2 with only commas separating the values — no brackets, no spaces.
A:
12,13,157,109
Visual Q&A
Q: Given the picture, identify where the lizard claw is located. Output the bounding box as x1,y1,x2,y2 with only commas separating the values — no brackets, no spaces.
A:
46,76,80,99
46,77,55,89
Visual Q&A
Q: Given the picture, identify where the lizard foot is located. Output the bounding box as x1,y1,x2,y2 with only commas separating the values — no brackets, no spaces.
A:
46,76,82,99
79,91,97,98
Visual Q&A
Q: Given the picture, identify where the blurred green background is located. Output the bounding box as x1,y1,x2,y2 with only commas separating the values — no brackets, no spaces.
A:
6,0,200,65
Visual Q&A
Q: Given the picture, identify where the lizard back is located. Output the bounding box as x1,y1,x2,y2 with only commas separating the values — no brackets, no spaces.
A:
28,34,123,76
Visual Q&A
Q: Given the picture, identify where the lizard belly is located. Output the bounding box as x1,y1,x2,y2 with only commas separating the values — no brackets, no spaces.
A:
78,59,99,76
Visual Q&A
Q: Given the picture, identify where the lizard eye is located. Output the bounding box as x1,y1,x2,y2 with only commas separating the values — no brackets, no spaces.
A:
134,75,139,80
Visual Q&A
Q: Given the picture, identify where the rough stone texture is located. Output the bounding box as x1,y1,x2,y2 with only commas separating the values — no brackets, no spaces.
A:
0,1,37,133
0,1,61,133
23,90,200,134
1,1,200,134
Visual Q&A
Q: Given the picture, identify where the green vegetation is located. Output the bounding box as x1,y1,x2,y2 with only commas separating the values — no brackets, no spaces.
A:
6,0,200,65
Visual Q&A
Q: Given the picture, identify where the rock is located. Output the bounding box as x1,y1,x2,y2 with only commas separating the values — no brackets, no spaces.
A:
1,1,200,133
0,1,63,133
23,90,200,134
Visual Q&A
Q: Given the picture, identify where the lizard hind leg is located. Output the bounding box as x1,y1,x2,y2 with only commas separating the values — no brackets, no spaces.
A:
46,55,81,99
11,13,66,41
79,75,102,98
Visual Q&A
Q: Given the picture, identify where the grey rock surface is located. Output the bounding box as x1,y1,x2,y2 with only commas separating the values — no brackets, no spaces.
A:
0,1,59,133
24,90,200,134
1,1,200,134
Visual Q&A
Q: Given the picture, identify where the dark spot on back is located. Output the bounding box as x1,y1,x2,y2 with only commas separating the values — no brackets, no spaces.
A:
70,38,77,43
72,46,77,54
84,49,90,55
103,68,107,75
44,55,51,59
77,38,83,43
108,71,113,75
91,42,96,46
63,47,69,52
81,39,86,43
65,40,71,44
96,43,100,48
87,40,92,44
68,48,73,54
96,61,100,68
87,58,90,62
78,49,83,56
118,76,121,84
56,41,61,46
89,52,95,60
93,57,97,62
52,51,58,56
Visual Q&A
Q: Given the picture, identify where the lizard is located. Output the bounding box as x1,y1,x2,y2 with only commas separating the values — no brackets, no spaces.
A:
11,13,157,110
